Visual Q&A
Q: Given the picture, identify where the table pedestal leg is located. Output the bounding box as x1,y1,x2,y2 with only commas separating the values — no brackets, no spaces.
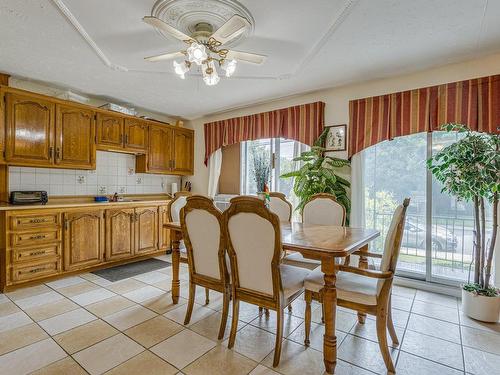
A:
322,257,337,374
171,230,181,304
357,244,369,324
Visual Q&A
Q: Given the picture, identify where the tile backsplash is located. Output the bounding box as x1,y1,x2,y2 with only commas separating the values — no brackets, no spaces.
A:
9,151,181,196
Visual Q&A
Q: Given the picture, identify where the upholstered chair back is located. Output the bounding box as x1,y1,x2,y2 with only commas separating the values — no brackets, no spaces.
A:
377,198,410,293
180,196,226,281
168,192,190,222
268,193,292,222
224,196,282,297
302,193,346,226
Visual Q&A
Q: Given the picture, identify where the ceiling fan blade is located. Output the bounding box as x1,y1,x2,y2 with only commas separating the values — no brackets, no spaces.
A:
211,15,250,45
143,16,192,43
144,51,185,62
226,50,267,65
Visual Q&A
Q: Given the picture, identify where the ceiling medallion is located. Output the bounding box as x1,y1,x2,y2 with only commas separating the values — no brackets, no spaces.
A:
143,0,265,86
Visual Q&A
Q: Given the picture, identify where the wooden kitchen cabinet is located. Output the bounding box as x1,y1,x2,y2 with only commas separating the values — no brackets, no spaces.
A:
55,104,96,169
5,92,55,166
158,205,170,251
96,112,124,151
134,206,158,254
124,118,148,152
172,128,194,174
63,210,104,271
137,124,173,174
105,208,135,261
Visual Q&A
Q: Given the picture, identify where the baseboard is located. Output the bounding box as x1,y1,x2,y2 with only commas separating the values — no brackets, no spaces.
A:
394,276,462,298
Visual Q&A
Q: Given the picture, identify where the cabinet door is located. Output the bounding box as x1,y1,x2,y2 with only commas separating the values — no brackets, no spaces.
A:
158,205,170,250
105,208,135,261
135,207,158,254
147,125,173,173
96,113,123,150
172,128,194,175
63,210,104,271
5,93,55,165
124,119,148,152
55,104,95,169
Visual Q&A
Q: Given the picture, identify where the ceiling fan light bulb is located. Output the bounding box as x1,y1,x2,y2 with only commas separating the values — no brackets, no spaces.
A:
222,59,237,77
187,42,207,65
173,60,189,78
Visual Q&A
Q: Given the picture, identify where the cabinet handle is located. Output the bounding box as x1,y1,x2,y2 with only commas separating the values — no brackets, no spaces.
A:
56,148,61,160
172,160,176,170
49,147,53,159
29,218,46,224
28,267,46,274
29,234,46,240
125,134,128,144
23,250,46,257
64,219,69,230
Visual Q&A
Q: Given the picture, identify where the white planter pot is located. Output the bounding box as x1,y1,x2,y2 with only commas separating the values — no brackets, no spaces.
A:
461,288,500,323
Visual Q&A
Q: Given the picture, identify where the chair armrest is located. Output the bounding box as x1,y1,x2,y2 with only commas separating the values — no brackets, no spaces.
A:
352,250,383,259
337,265,393,279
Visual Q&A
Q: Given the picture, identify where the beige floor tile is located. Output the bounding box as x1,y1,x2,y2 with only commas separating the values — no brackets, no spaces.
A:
104,305,157,330
411,300,459,323
0,294,7,303
70,288,116,306
45,276,86,290
461,325,500,355
228,301,263,323
349,318,404,347
54,319,118,354
125,315,183,348
85,295,135,318
311,306,359,333
123,285,165,303
368,307,410,328
190,311,244,341
31,356,87,375
287,321,347,353
133,271,170,284
141,295,187,314
392,285,417,299
107,279,148,294
104,350,177,375
248,364,280,375
89,275,114,287
396,351,463,375
262,339,328,375
0,323,48,355
58,281,100,297
164,302,215,326
38,308,96,335
249,311,304,337
0,310,32,333
0,300,20,317
407,313,461,343
415,290,458,308
150,329,216,369
73,333,144,375
335,360,377,374
459,311,500,334
152,279,173,292
183,345,257,375
0,338,66,375
223,324,276,362
6,284,51,301
463,346,500,375
391,294,414,311
15,290,64,310
338,334,399,374
401,330,463,370
24,298,79,321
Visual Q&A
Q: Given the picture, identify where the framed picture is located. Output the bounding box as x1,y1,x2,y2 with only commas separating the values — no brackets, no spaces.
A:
324,124,347,151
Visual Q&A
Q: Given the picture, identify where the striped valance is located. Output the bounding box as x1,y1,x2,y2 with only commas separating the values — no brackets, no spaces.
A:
349,74,500,157
204,101,325,164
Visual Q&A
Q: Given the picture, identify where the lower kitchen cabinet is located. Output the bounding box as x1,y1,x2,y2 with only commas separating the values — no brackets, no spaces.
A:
105,208,135,261
135,207,158,254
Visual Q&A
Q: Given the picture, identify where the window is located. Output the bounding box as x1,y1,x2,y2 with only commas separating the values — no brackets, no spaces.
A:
363,132,492,285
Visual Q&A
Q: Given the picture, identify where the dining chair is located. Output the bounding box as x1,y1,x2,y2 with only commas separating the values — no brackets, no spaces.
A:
268,192,292,222
167,191,210,304
180,195,230,339
303,198,410,374
223,196,310,367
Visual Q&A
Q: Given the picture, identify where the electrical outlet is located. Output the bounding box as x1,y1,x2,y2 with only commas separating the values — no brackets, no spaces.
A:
77,175,86,184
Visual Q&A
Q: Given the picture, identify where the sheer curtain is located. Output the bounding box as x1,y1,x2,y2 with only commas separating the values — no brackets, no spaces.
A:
207,148,222,198
350,151,365,228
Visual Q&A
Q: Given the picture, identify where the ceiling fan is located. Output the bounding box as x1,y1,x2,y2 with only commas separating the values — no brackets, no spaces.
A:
143,14,266,86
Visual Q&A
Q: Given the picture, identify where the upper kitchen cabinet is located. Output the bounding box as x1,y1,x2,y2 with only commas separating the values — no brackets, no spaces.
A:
172,128,194,175
5,92,55,166
55,104,95,169
136,124,172,174
96,112,124,151
124,118,148,152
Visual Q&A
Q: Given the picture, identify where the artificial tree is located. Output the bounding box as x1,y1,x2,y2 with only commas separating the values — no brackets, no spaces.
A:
427,123,499,295
251,146,271,192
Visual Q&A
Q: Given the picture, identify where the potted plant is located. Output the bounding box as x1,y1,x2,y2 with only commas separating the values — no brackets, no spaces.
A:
427,123,499,322
281,128,351,221
251,146,271,199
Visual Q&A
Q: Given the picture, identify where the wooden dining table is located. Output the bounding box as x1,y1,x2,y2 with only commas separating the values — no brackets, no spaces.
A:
164,221,379,374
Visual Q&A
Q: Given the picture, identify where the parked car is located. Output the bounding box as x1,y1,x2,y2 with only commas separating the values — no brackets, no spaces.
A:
404,218,458,252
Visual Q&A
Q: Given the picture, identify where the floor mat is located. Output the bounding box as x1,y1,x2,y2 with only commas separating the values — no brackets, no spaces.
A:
92,258,171,282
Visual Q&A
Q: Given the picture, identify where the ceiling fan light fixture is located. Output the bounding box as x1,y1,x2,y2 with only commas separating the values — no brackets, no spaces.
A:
186,42,207,65
173,60,190,79
221,59,237,77
203,60,220,86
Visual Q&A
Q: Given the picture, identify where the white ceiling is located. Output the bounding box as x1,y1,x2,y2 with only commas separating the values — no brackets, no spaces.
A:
0,0,499,119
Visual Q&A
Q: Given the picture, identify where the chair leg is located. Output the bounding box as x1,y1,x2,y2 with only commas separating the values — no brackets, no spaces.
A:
288,304,292,313
376,309,395,374
265,308,270,316
228,299,240,349
273,308,284,367
259,306,263,313
321,301,325,324
387,297,399,346
357,311,367,324
218,287,230,340
205,288,210,305
304,290,312,346
183,282,196,325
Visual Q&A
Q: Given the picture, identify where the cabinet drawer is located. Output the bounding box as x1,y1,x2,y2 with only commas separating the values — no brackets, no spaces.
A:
12,244,61,264
10,258,61,283
10,213,59,231
11,230,60,247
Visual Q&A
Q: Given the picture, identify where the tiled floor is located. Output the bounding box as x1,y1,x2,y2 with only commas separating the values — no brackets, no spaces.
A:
1,255,499,375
